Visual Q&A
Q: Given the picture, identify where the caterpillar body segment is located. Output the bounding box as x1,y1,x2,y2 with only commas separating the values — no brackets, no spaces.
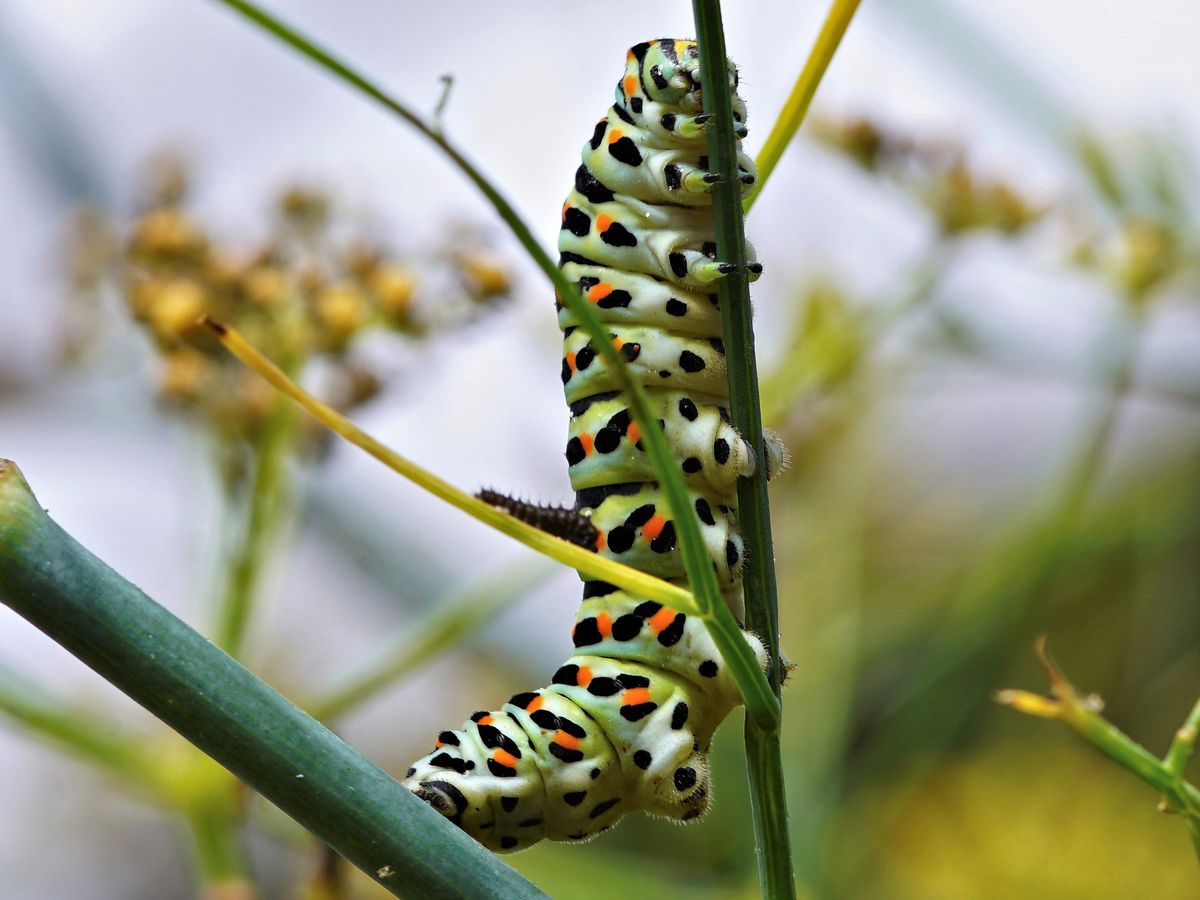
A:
404,586,756,853
403,38,780,852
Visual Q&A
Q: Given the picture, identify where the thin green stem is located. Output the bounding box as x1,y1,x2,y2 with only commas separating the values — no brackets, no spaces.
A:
0,661,162,791
997,640,1200,860
307,560,552,722
693,2,794,897
0,460,546,899
215,397,296,657
1165,697,1200,780
744,0,862,213
206,0,777,726
185,799,254,896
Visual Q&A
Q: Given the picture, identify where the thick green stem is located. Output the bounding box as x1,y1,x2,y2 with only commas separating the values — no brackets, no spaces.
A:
215,398,296,657
0,460,545,899
693,2,795,897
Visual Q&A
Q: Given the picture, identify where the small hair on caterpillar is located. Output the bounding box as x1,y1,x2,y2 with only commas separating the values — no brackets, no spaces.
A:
402,38,780,854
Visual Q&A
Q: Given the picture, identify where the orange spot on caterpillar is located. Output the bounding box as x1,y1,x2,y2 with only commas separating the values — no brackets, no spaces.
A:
561,201,571,222
566,352,577,372
492,749,518,769
607,129,624,145
622,687,651,707
580,433,594,455
626,422,640,444
476,714,494,726
611,336,624,350
553,731,581,751
577,666,593,686
525,694,544,712
594,532,606,551
596,214,613,232
434,739,444,748
597,612,612,638
642,515,667,542
623,75,637,97
587,282,613,303
648,605,676,634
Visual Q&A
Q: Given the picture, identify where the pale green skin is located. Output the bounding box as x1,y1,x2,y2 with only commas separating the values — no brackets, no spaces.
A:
402,40,777,855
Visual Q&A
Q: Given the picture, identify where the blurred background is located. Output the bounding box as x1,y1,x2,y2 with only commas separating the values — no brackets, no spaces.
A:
2,1,1198,897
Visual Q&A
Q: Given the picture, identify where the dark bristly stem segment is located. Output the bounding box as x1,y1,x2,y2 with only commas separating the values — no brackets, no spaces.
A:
0,460,547,900
692,2,796,898
207,0,778,728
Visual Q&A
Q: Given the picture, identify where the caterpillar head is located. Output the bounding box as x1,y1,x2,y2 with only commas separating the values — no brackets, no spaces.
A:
409,777,470,825
624,39,739,110
403,761,542,854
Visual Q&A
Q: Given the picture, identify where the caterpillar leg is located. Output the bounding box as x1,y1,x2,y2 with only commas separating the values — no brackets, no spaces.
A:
688,255,764,284
762,428,790,481
679,167,757,195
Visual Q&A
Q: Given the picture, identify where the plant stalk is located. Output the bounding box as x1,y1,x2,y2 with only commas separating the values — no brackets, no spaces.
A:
215,397,296,657
0,459,546,899
693,2,795,897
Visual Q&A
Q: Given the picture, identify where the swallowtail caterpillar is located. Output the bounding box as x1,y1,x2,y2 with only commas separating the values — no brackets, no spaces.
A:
402,38,783,853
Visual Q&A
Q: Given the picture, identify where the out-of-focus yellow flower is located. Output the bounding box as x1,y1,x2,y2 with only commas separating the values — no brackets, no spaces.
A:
147,279,207,342
129,208,208,261
456,251,513,303
815,116,1044,238
313,282,369,351
278,185,330,233
242,266,291,310
158,348,211,406
70,156,515,480
368,263,417,324
1116,217,1177,301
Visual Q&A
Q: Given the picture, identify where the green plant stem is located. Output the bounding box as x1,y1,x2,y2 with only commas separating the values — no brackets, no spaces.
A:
215,397,296,657
1062,698,1200,858
0,460,546,899
745,0,862,213
1165,697,1200,780
693,2,794,898
1059,703,1200,814
996,641,1200,859
206,0,777,727
0,661,162,790
186,799,254,895
306,559,552,722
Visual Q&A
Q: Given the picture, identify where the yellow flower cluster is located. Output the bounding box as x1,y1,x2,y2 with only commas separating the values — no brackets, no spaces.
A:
812,116,1042,236
69,157,514,454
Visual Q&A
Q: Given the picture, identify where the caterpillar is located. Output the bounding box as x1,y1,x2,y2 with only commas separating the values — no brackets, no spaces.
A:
402,38,782,853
